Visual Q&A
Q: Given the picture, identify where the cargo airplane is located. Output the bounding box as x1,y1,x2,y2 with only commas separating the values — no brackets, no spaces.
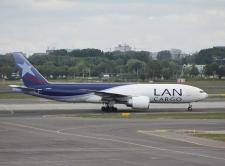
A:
9,52,208,111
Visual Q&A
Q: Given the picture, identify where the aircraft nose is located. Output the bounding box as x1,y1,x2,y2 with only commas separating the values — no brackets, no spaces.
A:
204,92,208,99
198,88,208,100
201,92,208,99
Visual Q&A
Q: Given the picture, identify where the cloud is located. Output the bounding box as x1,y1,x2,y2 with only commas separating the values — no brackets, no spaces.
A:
0,0,225,54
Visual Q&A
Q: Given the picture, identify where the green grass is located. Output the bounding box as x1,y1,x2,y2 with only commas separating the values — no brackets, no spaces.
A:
0,93,33,99
64,112,225,119
0,80,22,88
186,80,225,94
186,80,225,87
193,133,225,142
156,80,225,94
0,80,31,99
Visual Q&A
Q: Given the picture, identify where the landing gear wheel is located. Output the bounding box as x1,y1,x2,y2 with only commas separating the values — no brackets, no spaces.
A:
110,107,117,112
187,104,192,111
101,105,118,112
113,107,118,111
101,106,106,112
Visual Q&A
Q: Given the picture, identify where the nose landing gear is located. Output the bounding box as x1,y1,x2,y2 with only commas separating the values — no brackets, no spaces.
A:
187,103,192,111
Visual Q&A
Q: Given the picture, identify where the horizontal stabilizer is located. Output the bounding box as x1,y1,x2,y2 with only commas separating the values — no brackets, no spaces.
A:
9,85,36,93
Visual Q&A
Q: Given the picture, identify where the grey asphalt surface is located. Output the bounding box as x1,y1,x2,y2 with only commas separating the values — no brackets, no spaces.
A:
0,99,225,166
0,116,225,166
0,99,225,115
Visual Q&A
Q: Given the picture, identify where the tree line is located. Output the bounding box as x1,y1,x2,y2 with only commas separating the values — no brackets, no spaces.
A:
0,47,225,81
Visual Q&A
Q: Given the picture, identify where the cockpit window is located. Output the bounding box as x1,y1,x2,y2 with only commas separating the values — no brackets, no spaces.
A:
200,90,205,93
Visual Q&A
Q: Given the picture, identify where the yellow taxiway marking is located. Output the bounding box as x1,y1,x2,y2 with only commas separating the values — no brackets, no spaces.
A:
1,121,225,161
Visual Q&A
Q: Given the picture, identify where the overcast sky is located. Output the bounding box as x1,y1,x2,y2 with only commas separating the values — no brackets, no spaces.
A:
0,0,225,54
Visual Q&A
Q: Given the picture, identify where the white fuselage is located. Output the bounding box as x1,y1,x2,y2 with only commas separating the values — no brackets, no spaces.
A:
67,84,208,104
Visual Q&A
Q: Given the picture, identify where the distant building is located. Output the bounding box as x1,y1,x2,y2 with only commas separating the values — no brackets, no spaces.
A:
183,64,205,74
177,78,186,84
103,74,110,78
196,65,205,73
215,58,225,65
150,52,158,60
114,44,132,52
151,49,188,60
66,49,74,53
33,53,46,56
46,49,55,55
170,48,182,59
46,49,76,55
169,48,188,59
11,72,20,79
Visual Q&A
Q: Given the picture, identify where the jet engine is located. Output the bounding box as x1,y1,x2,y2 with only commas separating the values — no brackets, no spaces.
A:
127,96,150,109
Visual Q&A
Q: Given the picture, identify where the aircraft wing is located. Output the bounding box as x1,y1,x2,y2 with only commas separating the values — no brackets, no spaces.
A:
80,89,130,102
46,88,129,102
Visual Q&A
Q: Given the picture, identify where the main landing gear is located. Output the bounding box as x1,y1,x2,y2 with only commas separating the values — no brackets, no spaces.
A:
187,103,192,111
101,103,118,112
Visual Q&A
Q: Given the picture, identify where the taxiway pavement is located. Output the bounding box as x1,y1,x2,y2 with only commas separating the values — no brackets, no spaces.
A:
0,99,225,115
0,98,225,165
0,115,225,166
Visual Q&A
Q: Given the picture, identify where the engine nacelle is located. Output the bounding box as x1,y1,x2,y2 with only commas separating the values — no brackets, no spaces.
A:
127,96,150,109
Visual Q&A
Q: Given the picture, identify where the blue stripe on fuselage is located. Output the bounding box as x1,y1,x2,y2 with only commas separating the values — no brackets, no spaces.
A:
31,83,127,97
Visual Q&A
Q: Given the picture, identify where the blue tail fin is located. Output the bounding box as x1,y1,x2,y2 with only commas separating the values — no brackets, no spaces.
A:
12,52,48,87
